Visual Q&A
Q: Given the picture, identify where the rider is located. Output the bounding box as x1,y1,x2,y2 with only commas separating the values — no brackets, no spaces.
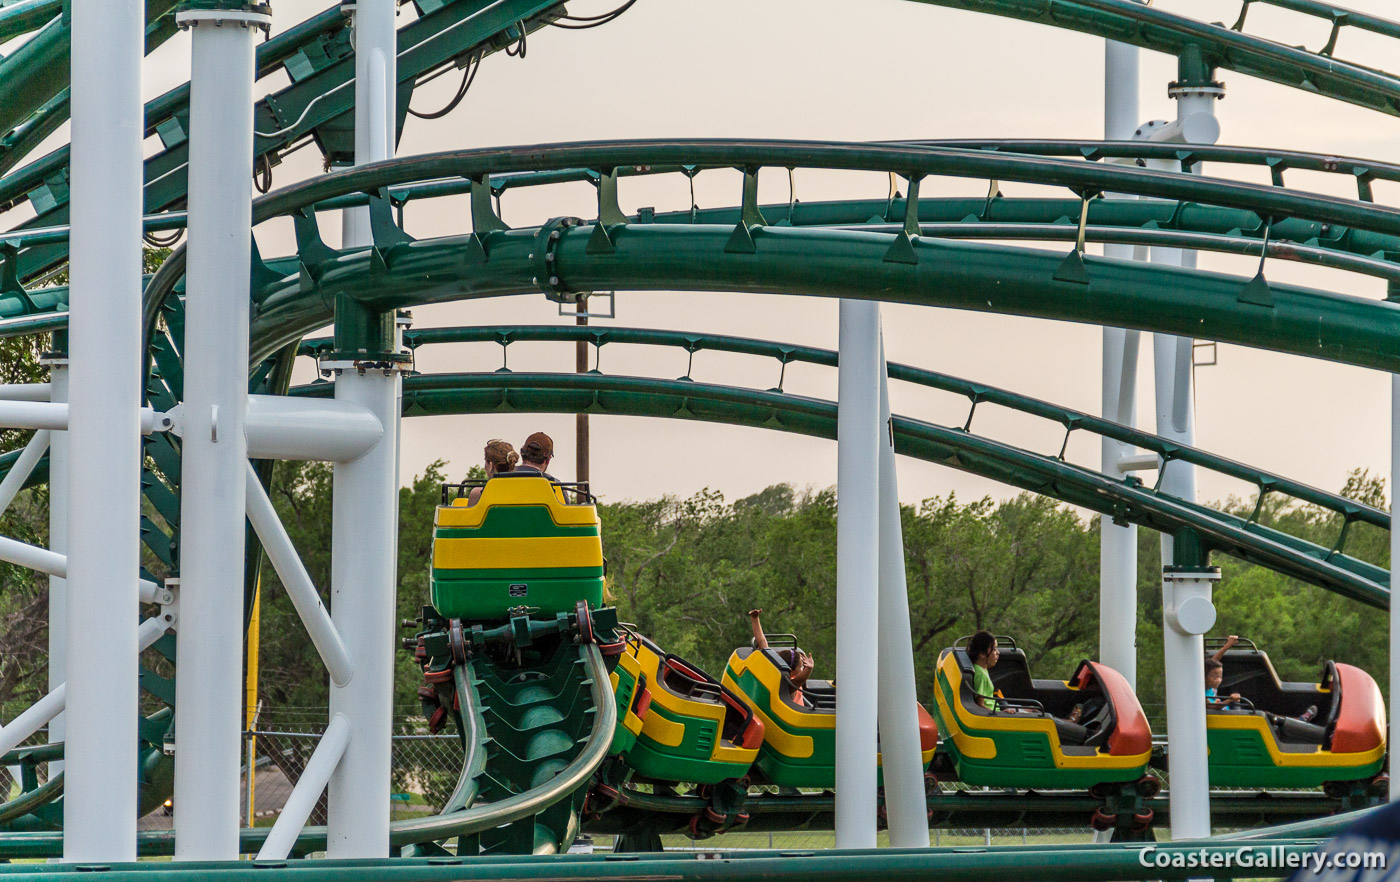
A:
748,608,814,707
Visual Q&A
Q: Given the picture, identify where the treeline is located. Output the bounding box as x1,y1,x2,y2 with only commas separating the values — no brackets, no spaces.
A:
600,472,1391,721
0,462,1389,731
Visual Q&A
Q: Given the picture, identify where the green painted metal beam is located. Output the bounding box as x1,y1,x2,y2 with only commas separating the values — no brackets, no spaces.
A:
3,0,567,282
0,0,61,43
904,0,1400,116
291,371,1388,607
0,839,1335,879
0,0,183,164
310,324,1389,534
219,215,1400,375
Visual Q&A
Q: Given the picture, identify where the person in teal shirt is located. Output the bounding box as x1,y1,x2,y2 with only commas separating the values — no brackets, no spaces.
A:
967,630,1000,712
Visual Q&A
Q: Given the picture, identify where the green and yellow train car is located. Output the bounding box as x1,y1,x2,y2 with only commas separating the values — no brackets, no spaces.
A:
722,644,938,788
610,633,764,785
430,475,604,620
931,640,1152,790
1206,641,1386,789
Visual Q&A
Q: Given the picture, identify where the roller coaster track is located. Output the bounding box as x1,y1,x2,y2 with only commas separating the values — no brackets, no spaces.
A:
2,0,1399,862
0,0,566,281
0,138,1395,842
286,365,1387,607
907,0,1400,116
302,324,1391,600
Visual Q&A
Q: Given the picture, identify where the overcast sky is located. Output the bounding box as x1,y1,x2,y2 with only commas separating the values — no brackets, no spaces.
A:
14,0,1400,512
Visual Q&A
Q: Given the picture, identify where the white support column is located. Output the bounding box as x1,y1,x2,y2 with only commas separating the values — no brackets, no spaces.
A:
835,299,881,848
1161,566,1219,838
1147,52,1221,838
875,338,930,848
1101,35,1142,690
1391,375,1400,803
171,3,268,861
325,363,400,857
45,356,66,772
64,0,143,862
325,0,400,857
340,0,397,248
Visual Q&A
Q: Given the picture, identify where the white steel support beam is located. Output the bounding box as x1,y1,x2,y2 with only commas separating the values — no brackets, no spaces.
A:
245,462,355,686
1101,32,1141,691
258,713,351,861
0,401,67,432
0,617,170,757
1161,567,1219,838
875,337,930,848
834,299,881,848
64,0,144,860
0,429,49,515
172,3,267,861
0,383,52,401
326,365,400,857
243,395,383,462
1148,51,1221,839
326,0,400,856
45,356,66,771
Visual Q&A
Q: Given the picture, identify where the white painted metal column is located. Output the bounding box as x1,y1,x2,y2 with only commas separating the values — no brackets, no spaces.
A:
1149,51,1222,838
327,0,400,856
876,337,930,848
325,363,398,857
1161,565,1219,838
835,299,881,848
1100,34,1141,688
171,2,268,861
44,352,67,770
63,0,144,861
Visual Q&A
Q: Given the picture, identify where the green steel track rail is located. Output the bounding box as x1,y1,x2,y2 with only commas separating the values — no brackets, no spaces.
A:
0,0,184,175
304,324,1390,536
39,139,1400,377
906,0,1400,117
587,786,1351,836
0,0,567,282
0,838,1339,879
0,644,616,858
0,0,62,44
286,370,1387,608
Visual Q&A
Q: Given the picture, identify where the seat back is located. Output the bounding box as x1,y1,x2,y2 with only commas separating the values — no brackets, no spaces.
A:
431,476,603,620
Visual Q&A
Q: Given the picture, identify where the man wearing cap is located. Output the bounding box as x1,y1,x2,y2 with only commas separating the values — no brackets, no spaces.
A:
514,431,558,481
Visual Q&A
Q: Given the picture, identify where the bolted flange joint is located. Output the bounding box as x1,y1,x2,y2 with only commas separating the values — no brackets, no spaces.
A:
531,216,592,304
175,0,272,31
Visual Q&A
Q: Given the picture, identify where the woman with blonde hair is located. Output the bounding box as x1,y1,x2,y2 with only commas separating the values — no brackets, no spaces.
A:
467,439,519,505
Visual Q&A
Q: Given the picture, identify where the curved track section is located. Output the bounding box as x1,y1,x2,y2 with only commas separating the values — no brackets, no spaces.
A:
287,368,1386,607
